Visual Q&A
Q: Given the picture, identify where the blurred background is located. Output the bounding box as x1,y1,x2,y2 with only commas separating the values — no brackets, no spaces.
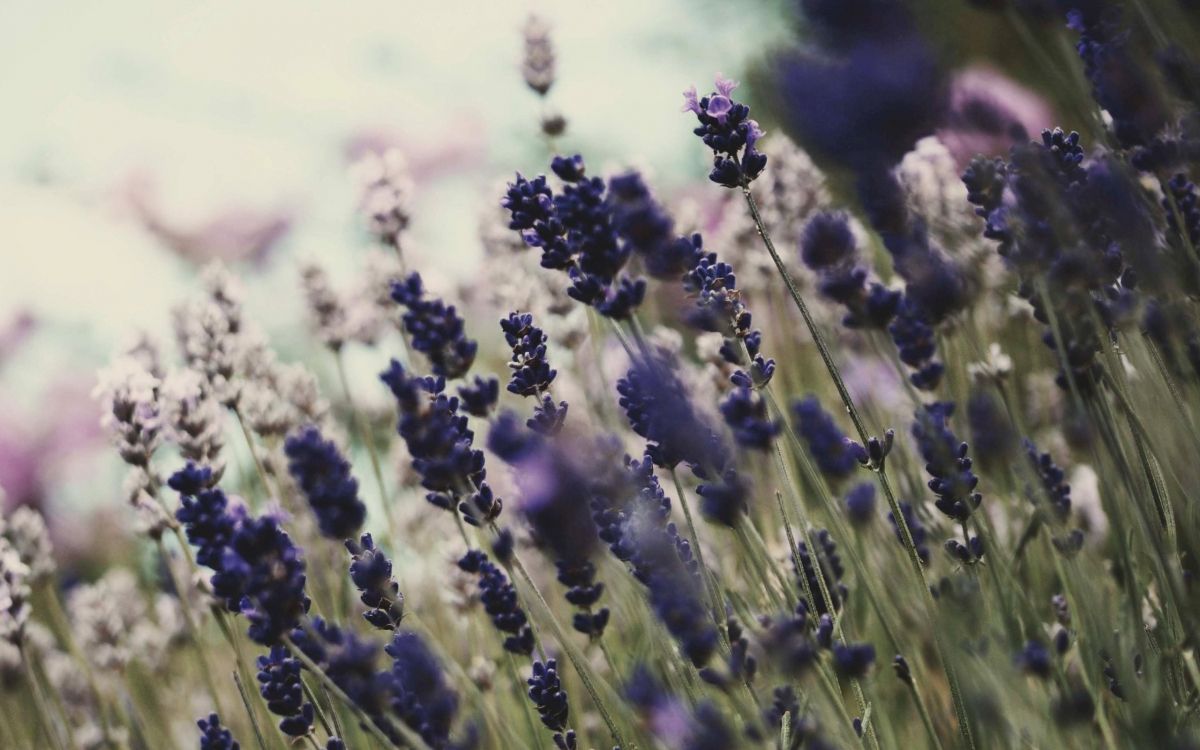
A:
0,0,1068,564
0,0,804,562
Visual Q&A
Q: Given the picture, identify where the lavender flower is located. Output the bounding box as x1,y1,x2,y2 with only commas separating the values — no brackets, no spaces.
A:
501,155,647,319
160,368,225,477
0,540,31,646
1024,439,1071,522
888,502,931,565
284,426,366,540
170,463,239,570
719,384,781,450
774,20,944,174
1067,8,1166,149
489,429,609,637
1015,640,1052,678
299,261,349,351
792,396,867,481
607,171,677,276
888,298,945,391
380,361,496,524
290,618,399,741
391,273,478,380
457,550,535,656
800,212,900,329
617,352,723,472
618,352,749,525
592,455,715,662
521,15,556,96
502,312,557,397
94,356,162,469
831,642,876,679
912,403,982,522
347,534,405,630
256,646,315,737
528,659,577,750
213,515,309,645
386,631,461,749
198,713,240,750
357,149,413,250
1,507,54,582
631,519,719,666
682,75,767,188
795,529,846,615
844,483,877,526
1164,173,1200,249
457,376,499,418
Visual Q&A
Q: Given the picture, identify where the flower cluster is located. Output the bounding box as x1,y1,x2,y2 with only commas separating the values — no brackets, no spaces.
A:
198,713,240,750
528,659,577,750
385,631,463,749
618,352,749,526
457,550,535,656
380,360,500,525
391,273,478,380
284,426,366,540
795,529,846,616
256,646,314,738
171,463,240,569
682,75,767,188
501,311,568,434
502,155,647,318
242,541,310,650
913,402,982,523
347,534,405,630
799,211,900,330
210,512,310,645
792,396,866,481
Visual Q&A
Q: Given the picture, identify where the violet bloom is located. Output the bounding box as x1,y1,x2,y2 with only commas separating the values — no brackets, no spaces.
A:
391,273,478,380
212,514,310,645
501,156,647,319
284,426,366,540
682,74,768,188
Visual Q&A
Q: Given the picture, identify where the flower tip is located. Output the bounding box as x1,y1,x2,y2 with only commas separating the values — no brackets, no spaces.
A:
714,73,738,97
681,86,700,114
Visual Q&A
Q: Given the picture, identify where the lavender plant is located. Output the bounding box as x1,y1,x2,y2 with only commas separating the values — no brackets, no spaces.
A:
12,3,1200,750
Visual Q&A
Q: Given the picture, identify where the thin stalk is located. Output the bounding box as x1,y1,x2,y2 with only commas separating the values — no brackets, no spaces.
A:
335,349,390,513
732,521,787,610
906,678,946,750
235,409,274,502
233,670,271,750
669,468,732,652
300,678,335,739
155,538,226,715
499,542,633,750
19,644,64,750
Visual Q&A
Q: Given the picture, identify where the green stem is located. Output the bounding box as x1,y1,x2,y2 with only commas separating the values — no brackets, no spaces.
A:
500,542,633,750
335,349,390,514
669,469,731,652
235,408,274,503
233,670,271,750
19,643,64,750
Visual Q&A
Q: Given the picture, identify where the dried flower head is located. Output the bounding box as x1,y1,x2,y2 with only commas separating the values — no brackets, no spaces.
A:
160,367,226,475
521,15,556,96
